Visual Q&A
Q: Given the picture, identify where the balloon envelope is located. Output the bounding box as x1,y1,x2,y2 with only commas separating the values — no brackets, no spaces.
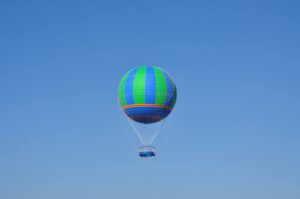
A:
119,66,176,124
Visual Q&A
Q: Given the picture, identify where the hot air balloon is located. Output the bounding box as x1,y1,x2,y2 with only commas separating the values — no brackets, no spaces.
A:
118,66,177,157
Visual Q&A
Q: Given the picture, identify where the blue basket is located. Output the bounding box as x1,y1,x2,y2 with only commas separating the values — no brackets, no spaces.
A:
138,146,156,158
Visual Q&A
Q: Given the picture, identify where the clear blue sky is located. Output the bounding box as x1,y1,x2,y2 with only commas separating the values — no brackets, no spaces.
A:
0,0,300,198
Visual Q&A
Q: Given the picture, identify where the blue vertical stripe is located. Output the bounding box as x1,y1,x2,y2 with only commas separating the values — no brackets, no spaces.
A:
125,68,138,105
145,67,156,104
163,72,175,107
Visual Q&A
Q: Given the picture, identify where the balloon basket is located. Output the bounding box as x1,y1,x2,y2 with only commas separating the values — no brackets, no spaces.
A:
138,145,156,158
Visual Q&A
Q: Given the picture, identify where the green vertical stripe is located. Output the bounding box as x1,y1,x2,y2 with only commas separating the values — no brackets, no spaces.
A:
154,67,167,105
119,70,131,106
133,66,147,104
